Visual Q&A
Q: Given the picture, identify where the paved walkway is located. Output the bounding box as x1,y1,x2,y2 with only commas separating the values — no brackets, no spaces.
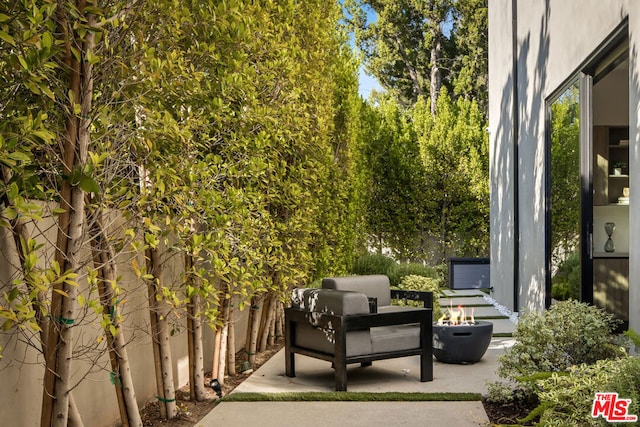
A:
198,288,516,427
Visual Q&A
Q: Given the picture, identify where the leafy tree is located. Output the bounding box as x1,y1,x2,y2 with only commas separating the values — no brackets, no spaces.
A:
346,0,452,109
413,88,489,261
450,0,488,109
360,97,432,261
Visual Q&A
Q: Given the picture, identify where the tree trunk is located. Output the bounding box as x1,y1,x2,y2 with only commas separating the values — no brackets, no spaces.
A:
88,208,142,426
275,300,284,342
259,293,276,352
211,328,222,380
267,300,278,347
217,324,228,384
226,298,236,376
185,252,206,401
215,295,232,384
44,7,97,424
246,296,263,366
145,246,177,419
429,32,442,116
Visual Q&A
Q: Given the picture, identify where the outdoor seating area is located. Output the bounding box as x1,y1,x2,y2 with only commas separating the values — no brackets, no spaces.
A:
200,285,516,426
284,275,433,391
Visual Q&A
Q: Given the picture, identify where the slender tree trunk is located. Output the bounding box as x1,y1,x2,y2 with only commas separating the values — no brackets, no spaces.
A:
44,6,97,424
267,300,278,347
226,298,236,376
275,301,284,344
259,293,276,352
67,395,83,427
215,294,231,384
88,208,142,426
246,296,263,366
429,32,442,116
212,328,222,380
185,253,206,401
217,324,228,384
145,246,177,419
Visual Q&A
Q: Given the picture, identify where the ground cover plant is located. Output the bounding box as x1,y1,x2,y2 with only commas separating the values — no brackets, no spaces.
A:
484,300,633,425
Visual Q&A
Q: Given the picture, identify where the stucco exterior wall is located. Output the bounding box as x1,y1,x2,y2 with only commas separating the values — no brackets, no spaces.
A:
489,0,639,329
488,0,516,312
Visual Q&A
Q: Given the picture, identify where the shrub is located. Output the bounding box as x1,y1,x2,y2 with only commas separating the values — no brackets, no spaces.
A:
532,356,640,426
393,275,442,319
388,263,438,287
351,253,397,276
497,300,624,385
551,253,580,300
603,355,640,423
351,254,440,287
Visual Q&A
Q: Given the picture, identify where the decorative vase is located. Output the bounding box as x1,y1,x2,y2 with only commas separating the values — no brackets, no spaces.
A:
604,222,615,253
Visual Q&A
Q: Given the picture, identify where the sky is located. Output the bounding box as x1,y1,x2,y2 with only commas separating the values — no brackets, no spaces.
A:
342,1,384,98
358,68,383,98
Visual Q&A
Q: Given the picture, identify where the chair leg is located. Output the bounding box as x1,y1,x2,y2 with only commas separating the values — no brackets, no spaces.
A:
285,351,295,378
334,362,347,391
361,361,372,367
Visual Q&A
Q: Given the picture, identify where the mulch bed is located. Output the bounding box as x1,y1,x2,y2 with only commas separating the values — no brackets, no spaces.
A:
482,394,540,425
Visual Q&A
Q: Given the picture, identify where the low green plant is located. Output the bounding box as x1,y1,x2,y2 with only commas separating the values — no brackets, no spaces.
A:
624,328,640,348
485,381,529,405
393,274,442,319
603,355,640,423
387,262,438,287
531,356,640,426
497,300,624,385
551,252,580,300
350,253,441,288
351,253,397,276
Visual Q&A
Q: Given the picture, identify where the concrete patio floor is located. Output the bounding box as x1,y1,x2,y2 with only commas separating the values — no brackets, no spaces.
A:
198,288,516,427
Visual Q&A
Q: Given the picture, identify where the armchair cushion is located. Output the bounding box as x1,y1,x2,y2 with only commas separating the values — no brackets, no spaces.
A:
370,324,421,353
322,275,392,307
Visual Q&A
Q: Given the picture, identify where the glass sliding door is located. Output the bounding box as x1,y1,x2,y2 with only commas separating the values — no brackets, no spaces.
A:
546,35,629,326
547,81,584,305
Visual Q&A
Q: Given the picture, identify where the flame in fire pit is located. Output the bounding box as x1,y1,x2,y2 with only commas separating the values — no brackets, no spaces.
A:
437,303,475,326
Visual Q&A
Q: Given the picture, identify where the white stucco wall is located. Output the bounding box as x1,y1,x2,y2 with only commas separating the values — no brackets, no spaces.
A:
488,0,516,312
489,0,640,330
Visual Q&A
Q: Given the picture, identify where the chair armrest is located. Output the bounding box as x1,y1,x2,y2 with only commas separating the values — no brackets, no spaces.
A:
390,290,433,309
285,306,432,332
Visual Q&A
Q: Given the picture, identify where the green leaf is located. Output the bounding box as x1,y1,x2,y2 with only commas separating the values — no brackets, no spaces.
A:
79,175,100,194
7,152,31,162
0,31,15,46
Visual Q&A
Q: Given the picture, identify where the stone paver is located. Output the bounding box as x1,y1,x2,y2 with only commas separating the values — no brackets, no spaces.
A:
439,297,492,307
441,289,488,297
200,401,490,427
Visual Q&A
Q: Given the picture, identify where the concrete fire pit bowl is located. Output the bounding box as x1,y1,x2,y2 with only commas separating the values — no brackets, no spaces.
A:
432,320,493,364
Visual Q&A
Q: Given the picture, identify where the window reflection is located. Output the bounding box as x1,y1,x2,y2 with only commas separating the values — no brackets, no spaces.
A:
549,82,581,301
